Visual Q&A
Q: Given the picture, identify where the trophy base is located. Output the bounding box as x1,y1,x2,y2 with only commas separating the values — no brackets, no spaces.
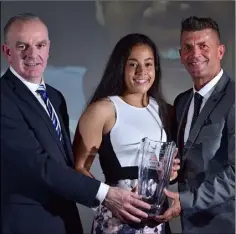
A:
147,205,162,216
141,197,162,216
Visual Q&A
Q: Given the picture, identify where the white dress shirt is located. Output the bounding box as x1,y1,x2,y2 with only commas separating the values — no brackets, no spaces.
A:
10,66,62,130
184,69,223,143
10,66,109,205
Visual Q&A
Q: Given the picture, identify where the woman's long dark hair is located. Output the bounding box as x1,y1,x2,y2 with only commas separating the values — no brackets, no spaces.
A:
88,33,170,135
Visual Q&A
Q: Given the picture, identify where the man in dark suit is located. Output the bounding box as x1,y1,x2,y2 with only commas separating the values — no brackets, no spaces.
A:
0,13,151,234
155,16,235,234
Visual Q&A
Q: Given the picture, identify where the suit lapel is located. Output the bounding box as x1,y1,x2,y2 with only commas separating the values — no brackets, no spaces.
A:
47,88,74,166
177,92,192,166
7,70,69,163
177,93,193,146
183,73,230,162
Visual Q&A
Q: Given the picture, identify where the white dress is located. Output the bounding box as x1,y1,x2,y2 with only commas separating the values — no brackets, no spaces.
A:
92,96,167,234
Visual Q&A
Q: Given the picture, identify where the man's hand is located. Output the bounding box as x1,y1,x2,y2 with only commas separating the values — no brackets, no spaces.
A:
170,149,180,181
154,188,181,222
103,187,151,223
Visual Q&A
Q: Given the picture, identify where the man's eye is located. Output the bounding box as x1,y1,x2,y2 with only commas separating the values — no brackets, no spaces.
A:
184,46,191,51
145,63,153,67
200,44,207,49
37,44,46,49
18,45,26,50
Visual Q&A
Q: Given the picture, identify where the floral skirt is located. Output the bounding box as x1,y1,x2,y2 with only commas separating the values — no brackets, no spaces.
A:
91,205,164,234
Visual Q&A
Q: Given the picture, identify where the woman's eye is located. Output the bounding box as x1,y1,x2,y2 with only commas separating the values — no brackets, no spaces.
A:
129,63,137,67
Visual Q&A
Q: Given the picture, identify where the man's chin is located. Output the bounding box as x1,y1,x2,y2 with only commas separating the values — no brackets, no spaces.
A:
23,73,43,83
189,69,207,79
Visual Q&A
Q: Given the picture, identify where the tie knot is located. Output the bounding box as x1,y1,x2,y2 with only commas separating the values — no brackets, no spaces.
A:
36,84,47,98
37,84,46,91
194,92,203,102
36,84,46,94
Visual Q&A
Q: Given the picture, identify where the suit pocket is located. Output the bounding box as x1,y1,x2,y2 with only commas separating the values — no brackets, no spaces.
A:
197,122,224,160
199,122,222,139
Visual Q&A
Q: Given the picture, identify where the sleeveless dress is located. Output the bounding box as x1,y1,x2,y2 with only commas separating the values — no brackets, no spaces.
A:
92,96,167,234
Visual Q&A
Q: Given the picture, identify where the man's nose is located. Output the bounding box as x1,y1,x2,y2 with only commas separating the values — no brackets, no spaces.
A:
25,47,37,58
191,46,201,56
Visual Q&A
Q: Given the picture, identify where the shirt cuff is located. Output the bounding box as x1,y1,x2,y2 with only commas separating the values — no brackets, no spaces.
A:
95,182,110,204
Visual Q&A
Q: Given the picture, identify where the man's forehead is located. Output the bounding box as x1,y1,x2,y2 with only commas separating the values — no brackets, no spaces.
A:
9,20,47,34
181,29,215,43
7,21,49,42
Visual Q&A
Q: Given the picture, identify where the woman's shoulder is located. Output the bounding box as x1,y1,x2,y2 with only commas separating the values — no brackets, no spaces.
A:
81,98,115,120
89,97,114,110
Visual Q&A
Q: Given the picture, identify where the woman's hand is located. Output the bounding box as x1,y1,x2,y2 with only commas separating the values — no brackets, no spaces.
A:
170,149,180,181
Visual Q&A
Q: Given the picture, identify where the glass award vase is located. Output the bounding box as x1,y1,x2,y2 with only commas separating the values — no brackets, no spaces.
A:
138,137,176,216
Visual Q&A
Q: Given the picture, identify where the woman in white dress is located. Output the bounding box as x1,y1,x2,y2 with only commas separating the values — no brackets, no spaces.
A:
73,33,179,234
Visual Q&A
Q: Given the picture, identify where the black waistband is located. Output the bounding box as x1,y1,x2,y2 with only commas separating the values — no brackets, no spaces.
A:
105,166,138,184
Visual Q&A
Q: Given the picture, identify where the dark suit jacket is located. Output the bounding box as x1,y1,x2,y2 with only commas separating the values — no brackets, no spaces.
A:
1,69,101,234
174,72,235,234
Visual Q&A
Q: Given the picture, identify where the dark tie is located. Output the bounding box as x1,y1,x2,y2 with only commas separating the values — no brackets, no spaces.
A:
36,84,62,140
190,92,203,130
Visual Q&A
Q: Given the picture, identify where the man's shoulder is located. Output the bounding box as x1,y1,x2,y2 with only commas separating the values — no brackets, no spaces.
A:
45,83,64,99
222,70,234,90
227,77,235,93
0,71,13,94
0,75,7,85
220,72,235,105
174,88,192,107
45,83,60,93
1,69,11,83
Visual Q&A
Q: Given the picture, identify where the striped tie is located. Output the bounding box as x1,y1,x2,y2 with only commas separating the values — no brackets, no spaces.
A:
36,84,62,140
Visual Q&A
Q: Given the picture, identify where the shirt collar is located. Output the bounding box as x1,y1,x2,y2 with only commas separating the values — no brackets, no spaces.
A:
10,65,223,98
193,69,223,97
10,66,46,93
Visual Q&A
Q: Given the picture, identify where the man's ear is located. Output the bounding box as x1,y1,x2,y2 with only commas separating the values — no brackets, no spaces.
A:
47,40,51,55
218,44,225,60
2,44,12,63
179,49,183,64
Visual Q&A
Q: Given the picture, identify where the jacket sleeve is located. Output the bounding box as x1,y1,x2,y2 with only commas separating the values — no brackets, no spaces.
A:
1,94,101,208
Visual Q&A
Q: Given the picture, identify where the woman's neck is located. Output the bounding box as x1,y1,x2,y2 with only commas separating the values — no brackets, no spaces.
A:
120,93,149,108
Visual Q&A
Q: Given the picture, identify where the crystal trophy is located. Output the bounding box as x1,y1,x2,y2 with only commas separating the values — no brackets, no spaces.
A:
138,137,176,216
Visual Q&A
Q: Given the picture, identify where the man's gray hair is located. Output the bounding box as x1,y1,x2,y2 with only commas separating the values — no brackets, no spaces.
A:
4,13,47,43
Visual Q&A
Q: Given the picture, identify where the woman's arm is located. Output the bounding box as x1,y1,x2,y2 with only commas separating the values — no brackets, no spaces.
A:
72,99,115,178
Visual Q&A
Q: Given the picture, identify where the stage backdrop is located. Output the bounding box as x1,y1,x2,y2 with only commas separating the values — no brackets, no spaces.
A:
1,1,235,233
